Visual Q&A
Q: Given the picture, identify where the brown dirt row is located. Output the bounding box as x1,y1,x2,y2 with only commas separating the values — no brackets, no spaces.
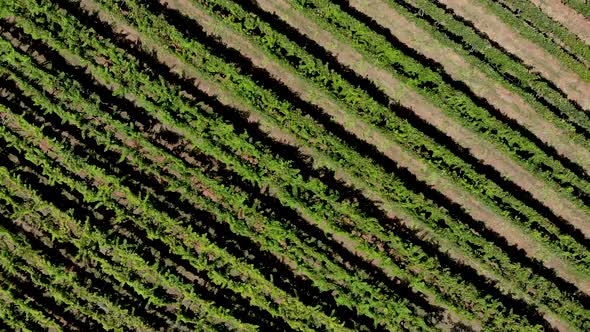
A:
350,0,590,176
253,0,590,264
70,0,472,328
437,0,590,110
163,0,590,315
528,0,590,46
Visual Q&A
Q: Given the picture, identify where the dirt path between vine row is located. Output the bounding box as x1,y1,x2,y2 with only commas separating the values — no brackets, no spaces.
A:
253,0,590,247
437,0,590,110
349,0,590,175
529,0,590,45
157,0,590,301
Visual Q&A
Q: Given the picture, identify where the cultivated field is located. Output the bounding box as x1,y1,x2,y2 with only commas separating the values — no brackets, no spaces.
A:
0,0,589,331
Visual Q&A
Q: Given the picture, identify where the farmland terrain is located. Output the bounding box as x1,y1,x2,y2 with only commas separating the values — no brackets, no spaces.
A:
0,0,589,331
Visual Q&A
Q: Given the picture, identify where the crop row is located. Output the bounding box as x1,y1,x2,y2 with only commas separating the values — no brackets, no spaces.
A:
0,81,298,331
79,0,590,291
91,0,588,316
145,0,590,288
0,97,348,332
6,0,590,328
1,75,285,329
0,118,304,331
0,7,540,332
488,0,590,64
0,163,251,331
564,0,590,18
242,0,590,284
85,0,590,326
0,176,148,330
0,253,61,331
0,26,434,330
1,14,494,326
202,0,584,274
68,0,590,316
0,194,156,331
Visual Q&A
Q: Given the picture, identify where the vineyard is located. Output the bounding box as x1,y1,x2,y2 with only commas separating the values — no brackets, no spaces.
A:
0,0,589,330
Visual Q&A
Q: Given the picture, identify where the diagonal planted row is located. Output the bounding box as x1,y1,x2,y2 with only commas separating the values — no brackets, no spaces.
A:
0,84,298,329
3,0,590,330
434,0,590,109
0,166,250,331
4,10,502,326
488,0,590,60
170,2,585,282
66,0,590,326
340,0,590,172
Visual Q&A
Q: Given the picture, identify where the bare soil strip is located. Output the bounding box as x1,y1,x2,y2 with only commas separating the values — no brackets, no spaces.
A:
350,0,590,175
160,0,590,300
254,0,590,250
437,0,590,110
528,0,590,46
